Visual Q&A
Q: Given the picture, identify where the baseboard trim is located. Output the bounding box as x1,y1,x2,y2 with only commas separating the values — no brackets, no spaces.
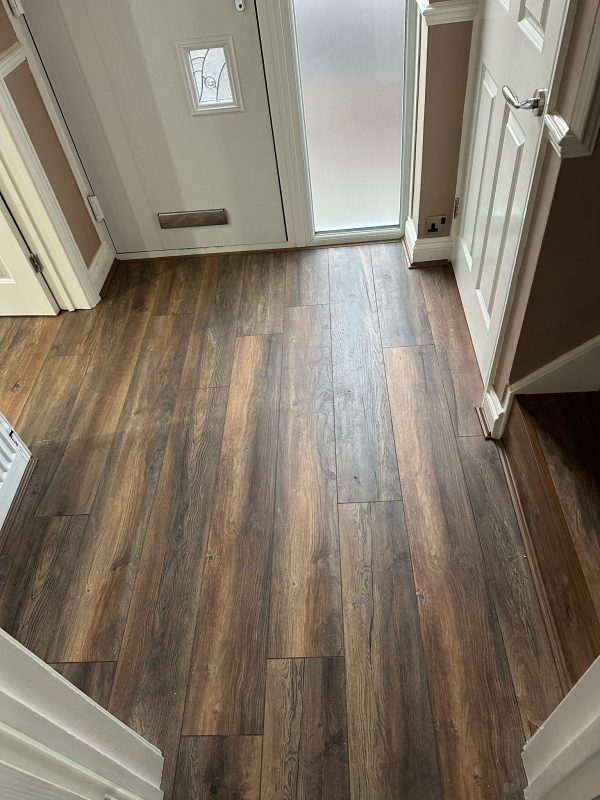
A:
0,457,36,554
88,240,116,293
404,217,453,264
496,439,571,696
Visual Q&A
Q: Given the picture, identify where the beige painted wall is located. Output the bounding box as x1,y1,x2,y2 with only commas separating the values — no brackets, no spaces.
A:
5,62,100,266
493,0,600,393
412,19,473,238
0,2,17,53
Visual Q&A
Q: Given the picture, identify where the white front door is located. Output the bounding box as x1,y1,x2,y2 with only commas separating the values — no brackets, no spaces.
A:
0,193,58,316
23,0,286,255
453,0,572,380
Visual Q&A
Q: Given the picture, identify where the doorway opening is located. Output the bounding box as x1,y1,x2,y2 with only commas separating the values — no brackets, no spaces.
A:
291,0,406,235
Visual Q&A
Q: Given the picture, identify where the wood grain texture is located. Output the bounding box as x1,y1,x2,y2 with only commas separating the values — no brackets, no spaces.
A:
152,257,204,315
36,262,162,516
522,393,600,621
261,658,349,800
458,436,563,734
238,252,285,335
503,398,600,686
339,501,442,799
109,387,227,796
371,243,432,347
384,345,526,799
51,662,116,707
183,335,282,734
173,737,262,800
0,314,63,425
419,266,482,436
30,314,191,662
284,248,329,307
269,305,342,658
0,317,22,360
0,515,89,660
0,355,90,599
180,255,244,389
329,246,401,503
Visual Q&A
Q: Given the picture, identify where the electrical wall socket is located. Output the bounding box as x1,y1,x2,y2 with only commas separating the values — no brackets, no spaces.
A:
425,214,451,237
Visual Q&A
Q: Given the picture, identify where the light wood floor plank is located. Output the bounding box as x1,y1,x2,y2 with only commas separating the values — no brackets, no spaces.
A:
238,252,285,335
183,334,282,734
419,266,482,436
284,248,329,307
261,658,349,800
180,254,244,389
371,243,432,347
109,387,227,796
339,501,442,799
384,345,526,798
268,305,342,658
0,315,64,425
329,246,401,503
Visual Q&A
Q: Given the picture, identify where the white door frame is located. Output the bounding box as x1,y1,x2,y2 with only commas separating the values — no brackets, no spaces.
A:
0,0,114,308
256,0,419,247
456,2,600,438
522,656,600,800
0,628,163,800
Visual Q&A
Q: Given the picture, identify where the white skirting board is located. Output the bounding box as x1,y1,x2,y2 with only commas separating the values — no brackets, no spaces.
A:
0,413,31,531
404,217,453,264
87,239,116,292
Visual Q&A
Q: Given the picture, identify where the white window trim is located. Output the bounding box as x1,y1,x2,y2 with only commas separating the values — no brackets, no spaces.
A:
175,35,243,116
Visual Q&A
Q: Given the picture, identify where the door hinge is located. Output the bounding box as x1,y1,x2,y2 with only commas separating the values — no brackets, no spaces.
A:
87,194,105,222
29,253,43,274
7,0,25,16
453,197,460,219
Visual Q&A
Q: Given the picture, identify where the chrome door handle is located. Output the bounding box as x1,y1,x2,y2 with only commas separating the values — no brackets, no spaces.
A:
502,86,546,116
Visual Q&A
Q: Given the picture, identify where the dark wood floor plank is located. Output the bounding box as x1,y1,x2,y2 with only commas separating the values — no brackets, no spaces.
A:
51,662,116,707
20,314,192,662
109,387,228,796
173,737,262,800
152,257,205,316
0,355,90,599
339,501,442,799
261,658,349,800
0,315,64,426
183,334,282,735
238,252,285,335
523,393,600,621
371,243,432,347
180,254,244,389
419,266,482,436
36,263,162,516
458,436,563,734
329,246,401,503
384,345,526,798
284,248,329,307
269,305,342,658
503,398,600,686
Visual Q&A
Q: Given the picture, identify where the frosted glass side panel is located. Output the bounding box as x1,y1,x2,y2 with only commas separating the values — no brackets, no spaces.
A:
293,0,404,233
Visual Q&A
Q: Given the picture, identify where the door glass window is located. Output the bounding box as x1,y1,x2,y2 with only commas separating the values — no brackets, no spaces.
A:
292,0,405,233
178,37,242,114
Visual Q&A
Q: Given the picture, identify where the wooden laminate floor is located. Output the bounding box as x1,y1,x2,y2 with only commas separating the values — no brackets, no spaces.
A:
0,245,564,799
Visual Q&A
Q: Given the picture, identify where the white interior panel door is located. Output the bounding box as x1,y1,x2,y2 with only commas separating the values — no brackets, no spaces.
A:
0,194,58,316
23,0,286,255
453,0,571,380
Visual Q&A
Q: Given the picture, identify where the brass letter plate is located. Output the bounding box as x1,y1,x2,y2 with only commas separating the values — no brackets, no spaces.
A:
158,209,228,229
